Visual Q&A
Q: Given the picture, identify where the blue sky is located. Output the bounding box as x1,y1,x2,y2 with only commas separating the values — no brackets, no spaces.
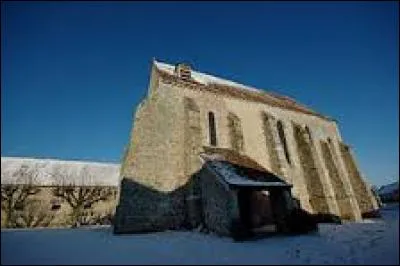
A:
1,1,398,187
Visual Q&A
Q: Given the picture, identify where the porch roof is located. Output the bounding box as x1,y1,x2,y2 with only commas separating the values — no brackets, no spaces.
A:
200,147,291,189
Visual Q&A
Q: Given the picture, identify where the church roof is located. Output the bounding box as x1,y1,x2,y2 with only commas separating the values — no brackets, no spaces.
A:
200,147,291,188
154,60,333,121
378,182,399,195
154,60,262,93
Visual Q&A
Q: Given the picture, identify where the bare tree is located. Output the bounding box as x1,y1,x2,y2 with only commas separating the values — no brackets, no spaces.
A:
73,207,114,226
14,200,55,228
51,165,115,227
1,164,41,228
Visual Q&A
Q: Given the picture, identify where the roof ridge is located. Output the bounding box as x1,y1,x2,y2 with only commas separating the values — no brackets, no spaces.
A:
154,62,333,121
154,60,262,92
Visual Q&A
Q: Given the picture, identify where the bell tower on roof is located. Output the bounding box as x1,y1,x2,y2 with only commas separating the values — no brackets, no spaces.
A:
174,63,192,81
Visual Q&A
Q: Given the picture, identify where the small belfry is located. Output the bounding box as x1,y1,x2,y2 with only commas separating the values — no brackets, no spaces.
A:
114,59,379,237
174,62,192,81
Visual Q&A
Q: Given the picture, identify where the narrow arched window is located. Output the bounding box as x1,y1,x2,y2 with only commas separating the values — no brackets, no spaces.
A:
208,111,217,146
277,120,291,164
327,137,335,154
305,126,312,142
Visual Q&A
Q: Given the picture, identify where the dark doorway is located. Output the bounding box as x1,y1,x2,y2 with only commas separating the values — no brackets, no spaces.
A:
238,189,275,233
238,189,252,229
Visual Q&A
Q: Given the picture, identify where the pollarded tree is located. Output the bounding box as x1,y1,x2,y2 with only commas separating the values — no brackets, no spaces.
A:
1,164,41,228
51,165,115,227
14,199,55,228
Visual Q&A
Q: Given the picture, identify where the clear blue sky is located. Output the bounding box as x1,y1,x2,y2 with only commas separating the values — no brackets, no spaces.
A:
1,1,398,187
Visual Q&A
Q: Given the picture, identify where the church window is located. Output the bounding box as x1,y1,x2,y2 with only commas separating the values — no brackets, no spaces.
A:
208,112,217,146
305,126,312,142
277,120,291,164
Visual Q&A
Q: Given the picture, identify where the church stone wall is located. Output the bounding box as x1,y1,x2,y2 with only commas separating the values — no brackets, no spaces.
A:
117,61,379,232
181,82,377,220
183,97,204,228
176,86,344,215
121,82,187,191
115,80,191,232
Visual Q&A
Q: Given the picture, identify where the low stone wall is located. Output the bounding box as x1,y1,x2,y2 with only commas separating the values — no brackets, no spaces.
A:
1,157,120,229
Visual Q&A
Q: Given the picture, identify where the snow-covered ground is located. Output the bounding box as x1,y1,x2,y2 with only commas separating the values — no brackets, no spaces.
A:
1,204,398,265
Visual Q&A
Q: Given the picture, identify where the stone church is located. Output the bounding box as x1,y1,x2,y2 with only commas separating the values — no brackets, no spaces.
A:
113,59,379,236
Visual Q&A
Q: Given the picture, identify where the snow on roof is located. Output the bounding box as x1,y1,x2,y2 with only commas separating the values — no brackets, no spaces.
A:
1,157,120,186
209,160,290,187
378,182,399,195
153,60,333,121
154,60,262,93
199,151,290,188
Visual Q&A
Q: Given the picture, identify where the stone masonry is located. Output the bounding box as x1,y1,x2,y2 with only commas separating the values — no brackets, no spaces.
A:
114,59,379,233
